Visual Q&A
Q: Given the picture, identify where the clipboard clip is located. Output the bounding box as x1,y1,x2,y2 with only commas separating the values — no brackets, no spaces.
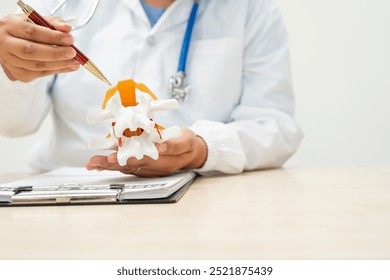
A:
109,184,125,190
110,184,125,201
14,186,33,195
0,186,33,205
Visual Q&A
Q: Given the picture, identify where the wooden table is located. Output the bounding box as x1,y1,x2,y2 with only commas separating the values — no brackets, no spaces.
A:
0,167,389,259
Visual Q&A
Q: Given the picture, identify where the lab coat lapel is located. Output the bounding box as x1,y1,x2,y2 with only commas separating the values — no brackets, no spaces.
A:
120,0,149,24
120,0,195,33
152,0,193,32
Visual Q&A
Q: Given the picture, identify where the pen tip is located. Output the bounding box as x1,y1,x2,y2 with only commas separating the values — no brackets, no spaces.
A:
103,78,112,87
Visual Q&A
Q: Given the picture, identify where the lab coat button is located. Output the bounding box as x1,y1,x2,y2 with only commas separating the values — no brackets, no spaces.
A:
147,36,156,46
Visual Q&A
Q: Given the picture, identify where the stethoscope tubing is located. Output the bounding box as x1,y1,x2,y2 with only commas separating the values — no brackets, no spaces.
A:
51,0,100,30
178,0,199,73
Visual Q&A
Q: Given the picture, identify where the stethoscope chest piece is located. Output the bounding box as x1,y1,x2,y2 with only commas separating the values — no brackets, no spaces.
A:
169,72,191,102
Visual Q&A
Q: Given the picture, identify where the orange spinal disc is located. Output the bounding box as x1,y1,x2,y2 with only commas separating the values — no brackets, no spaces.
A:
102,79,162,139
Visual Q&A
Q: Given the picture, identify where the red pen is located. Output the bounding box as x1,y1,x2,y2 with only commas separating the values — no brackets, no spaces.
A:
17,0,111,86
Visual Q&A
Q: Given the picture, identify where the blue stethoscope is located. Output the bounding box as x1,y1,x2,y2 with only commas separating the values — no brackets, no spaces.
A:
51,0,199,102
168,0,199,102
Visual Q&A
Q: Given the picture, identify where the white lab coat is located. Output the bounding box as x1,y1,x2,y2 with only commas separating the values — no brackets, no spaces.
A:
0,0,303,174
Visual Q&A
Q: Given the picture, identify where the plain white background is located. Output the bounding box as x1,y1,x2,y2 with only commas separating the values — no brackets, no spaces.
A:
0,0,389,173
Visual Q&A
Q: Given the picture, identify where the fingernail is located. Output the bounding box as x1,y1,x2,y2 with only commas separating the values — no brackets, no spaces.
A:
71,64,80,70
157,143,167,153
56,21,70,27
65,48,76,58
61,36,73,45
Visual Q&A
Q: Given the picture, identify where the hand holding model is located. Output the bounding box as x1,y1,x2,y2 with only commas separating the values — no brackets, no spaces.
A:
86,79,208,177
87,128,207,177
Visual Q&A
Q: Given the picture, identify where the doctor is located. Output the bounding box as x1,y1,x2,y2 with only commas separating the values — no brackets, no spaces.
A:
0,0,302,177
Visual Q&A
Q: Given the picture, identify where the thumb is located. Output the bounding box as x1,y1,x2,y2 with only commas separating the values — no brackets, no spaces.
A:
156,128,195,156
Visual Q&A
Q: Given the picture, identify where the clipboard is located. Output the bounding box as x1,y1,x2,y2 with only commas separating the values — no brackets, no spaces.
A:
0,168,197,207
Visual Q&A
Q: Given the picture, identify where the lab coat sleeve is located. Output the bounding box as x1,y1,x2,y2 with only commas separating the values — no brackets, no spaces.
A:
0,67,51,137
191,0,303,175
0,0,54,137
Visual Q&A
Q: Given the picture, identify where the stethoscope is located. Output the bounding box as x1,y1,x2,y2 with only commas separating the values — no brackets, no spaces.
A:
51,0,199,102
51,0,100,30
168,0,199,102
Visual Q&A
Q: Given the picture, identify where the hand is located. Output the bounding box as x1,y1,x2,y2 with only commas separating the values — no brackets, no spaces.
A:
0,14,80,83
86,128,208,177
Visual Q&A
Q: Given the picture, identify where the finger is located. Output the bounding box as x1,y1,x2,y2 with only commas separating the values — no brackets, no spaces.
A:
107,153,118,164
87,155,134,171
8,36,76,61
126,158,195,177
86,155,111,170
87,155,109,169
8,15,74,45
100,162,171,177
45,16,72,33
87,154,152,172
156,129,196,156
128,154,191,174
87,156,143,175
0,64,16,81
106,153,150,167
9,53,79,71
126,168,170,178
121,151,189,173
10,64,80,83
87,154,188,177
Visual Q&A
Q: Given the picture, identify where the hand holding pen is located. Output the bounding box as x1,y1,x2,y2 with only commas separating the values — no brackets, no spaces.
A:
0,1,110,85
0,11,78,83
